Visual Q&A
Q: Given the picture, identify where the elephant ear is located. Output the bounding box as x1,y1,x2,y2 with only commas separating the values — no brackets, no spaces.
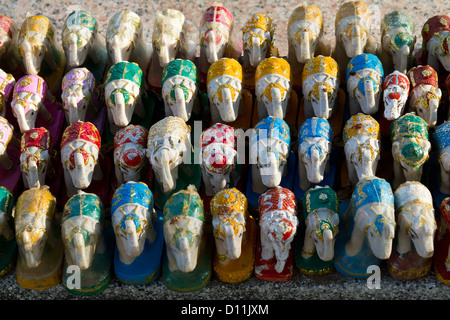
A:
353,208,369,232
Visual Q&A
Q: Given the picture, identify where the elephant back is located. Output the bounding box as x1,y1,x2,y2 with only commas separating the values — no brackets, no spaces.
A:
389,113,429,142
421,15,450,49
352,177,394,214
343,113,380,143
406,65,438,91
335,1,371,32
298,117,332,144
148,116,189,143
63,10,98,46
62,192,104,224
0,186,13,216
20,127,52,153
255,57,290,82
200,4,233,46
252,116,290,146
381,11,415,51
394,181,433,211
153,9,185,41
0,14,18,39
111,181,154,214
434,121,450,153
163,185,204,224
114,124,147,149
243,14,274,45
201,123,236,174
288,5,322,30
0,116,13,147
61,121,101,150
207,58,242,84
62,68,95,93
302,55,339,84
13,75,47,100
161,59,198,88
106,10,141,41
303,186,338,217
259,186,296,218
105,61,143,87
19,15,55,49
346,53,384,83
15,185,56,220
383,71,410,92
210,188,247,219
0,70,15,101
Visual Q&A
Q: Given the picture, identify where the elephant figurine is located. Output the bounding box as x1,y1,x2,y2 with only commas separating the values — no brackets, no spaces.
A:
255,186,298,281
210,188,256,283
162,185,212,292
287,5,324,91
0,116,21,194
15,185,63,289
113,124,148,188
62,10,108,82
0,116,15,170
388,181,437,280
380,11,416,75
0,69,15,118
346,53,384,116
343,113,381,188
434,197,450,286
295,186,339,275
61,191,114,295
111,181,164,285
17,15,66,95
334,176,396,278
406,65,442,128
382,71,410,121
334,1,378,78
420,15,450,74
0,15,22,77
390,113,431,190
161,59,200,122
0,187,16,276
106,10,151,76
434,121,450,203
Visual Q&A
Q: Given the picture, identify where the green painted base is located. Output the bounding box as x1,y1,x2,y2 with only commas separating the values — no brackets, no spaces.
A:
0,238,17,276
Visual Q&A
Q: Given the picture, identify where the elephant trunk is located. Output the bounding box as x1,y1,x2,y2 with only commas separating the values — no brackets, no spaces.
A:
384,97,399,120
112,91,129,127
73,152,90,189
159,45,170,68
270,87,284,119
22,231,39,268
363,80,376,114
207,36,218,63
160,150,175,193
317,85,330,118
176,236,196,273
307,147,324,184
66,95,81,124
319,229,335,261
427,99,439,127
249,36,262,67
298,31,311,64
225,224,241,260
27,159,41,189
218,88,236,122
67,33,79,69
351,25,363,57
173,87,189,121
125,219,141,258
74,232,89,270
23,51,39,75
395,45,410,74
14,104,31,133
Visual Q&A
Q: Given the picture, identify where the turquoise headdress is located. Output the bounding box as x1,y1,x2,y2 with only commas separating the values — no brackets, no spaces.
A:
163,186,204,224
111,181,154,215
346,54,384,96
105,61,143,87
251,116,291,147
303,186,338,217
161,59,198,86
390,113,429,141
65,10,98,33
434,121,450,152
352,177,394,213
62,192,104,224
0,187,13,216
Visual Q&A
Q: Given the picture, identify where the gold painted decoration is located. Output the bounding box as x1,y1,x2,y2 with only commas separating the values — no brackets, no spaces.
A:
255,57,291,83
15,185,56,222
18,15,55,56
148,116,190,143
288,4,322,29
207,58,242,84
343,113,380,143
210,188,248,219
302,55,339,83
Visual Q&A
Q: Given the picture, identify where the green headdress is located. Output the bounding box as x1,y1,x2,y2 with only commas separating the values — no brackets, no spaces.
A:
302,186,338,218
0,187,13,216
105,61,143,87
62,192,104,224
390,113,429,142
163,185,204,224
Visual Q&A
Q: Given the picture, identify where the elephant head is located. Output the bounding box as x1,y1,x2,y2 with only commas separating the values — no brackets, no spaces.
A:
0,116,14,170
259,187,298,273
302,186,339,261
243,14,274,67
434,121,450,195
382,71,410,120
0,70,15,118
297,117,333,191
422,15,450,72
211,188,247,262
161,59,198,122
112,181,156,265
62,191,104,270
0,187,14,241
302,55,340,119
255,57,291,120
163,185,204,273
147,116,190,194
207,58,243,123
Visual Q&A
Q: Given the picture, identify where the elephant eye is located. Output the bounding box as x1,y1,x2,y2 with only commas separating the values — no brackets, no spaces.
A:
410,229,418,240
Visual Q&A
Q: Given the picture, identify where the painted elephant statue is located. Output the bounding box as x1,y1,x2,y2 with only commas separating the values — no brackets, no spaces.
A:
297,117,333,191
60,121,102,197
0,15,21,76
296,186,339,275
382,71,410,121
406,65,442,128
388,181,436,280
302,55,340,119
0,69,15,118
161,59,199,122
106,10,151,75
0,116,15,170
250,116,291,194
62,10,107,81
390,113,431,189
343,113,381,187
334,176,396,278
380,11,416,75
18,15,66,94
19,127,52,189
256,186,298,280
15,185,63,289
113,124,148,188
434,121,450,195
0,116,21,194
421,15,450,73
346,53,384,116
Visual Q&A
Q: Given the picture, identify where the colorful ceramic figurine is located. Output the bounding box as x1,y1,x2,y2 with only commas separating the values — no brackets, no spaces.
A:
382,71,410,121
420,15,450,73
61,191,114,295
17,15,66,95
287,5,324,91
0,187,16,276
406,65,441,128
15,186,63,289
62,10,108,82
380,11,416,75
0,70,16,118
0,15,22,77
111,181,164,285
390,113,431,190
434,197,450,286
295,186,339,275
343,114,381,188
334,176,396,278
346,53,384,116
388,181,436,280
434,121,450,199
162,185,212,292
255,186,298,281
211,188,256,283
0,116,21,194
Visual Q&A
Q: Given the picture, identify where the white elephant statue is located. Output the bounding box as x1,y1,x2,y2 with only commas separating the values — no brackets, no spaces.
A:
421,15,450,73
406,65,442,128
390,113,431,190
113,124,148,187
0,15,21,75
15,186,63,289
256,186,298,275
297,117,333,191
382,71,410,121
250,116,291,194
104,61,145,129
60,121,102,198
343,113,381,187
434,121,450,195
106,10,151,75
0,69,15,118
19,127,52,189
200,123,237,196
302,55,340,119
17,15,66,94
346,53,384,116
0,116,15,170
147,116,190,195
161,59,199,122
380,11,416,75
255,57,292,120
334,176,396,278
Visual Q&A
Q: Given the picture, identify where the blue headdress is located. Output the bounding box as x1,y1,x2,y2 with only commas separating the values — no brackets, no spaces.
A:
346,54,384,96
111,181,154,215
352,177,394,213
